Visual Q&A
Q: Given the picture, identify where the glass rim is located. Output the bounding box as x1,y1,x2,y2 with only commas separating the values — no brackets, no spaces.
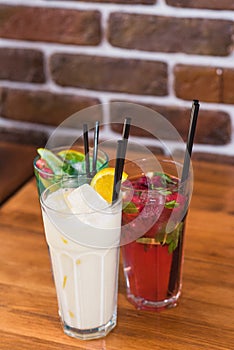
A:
33,146,109,177
122,157,193,189
40,179,122,216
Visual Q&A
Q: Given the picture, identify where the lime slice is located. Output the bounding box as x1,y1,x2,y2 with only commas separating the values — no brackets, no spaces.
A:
37,148,65,175
57,149,85,164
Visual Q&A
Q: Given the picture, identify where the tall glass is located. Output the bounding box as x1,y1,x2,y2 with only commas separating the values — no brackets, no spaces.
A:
121,157,192,311
40,178,122,339
34,146,109,196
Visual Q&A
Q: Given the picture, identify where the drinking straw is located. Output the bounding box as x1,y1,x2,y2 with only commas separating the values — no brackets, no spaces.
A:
83,123,90,175
92,121,99,174
168,100,200,293
112,118,132,204
122,117,132,140
119,117,131,174
112,140,124,204
181,100,200,183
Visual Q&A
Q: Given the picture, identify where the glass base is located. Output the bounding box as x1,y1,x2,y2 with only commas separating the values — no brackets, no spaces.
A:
62,314,117,340
126,290,181,311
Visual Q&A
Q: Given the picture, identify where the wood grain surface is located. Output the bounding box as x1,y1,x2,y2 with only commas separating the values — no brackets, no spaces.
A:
0,161,233,350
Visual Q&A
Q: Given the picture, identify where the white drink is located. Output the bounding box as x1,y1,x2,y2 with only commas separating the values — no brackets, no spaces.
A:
41,183,122,339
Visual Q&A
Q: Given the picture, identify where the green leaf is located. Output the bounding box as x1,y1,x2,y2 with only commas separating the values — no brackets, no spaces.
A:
165,200,180,209
153,222,184,253
123,202,139,214
136,237,160,245
167,222,184,253
168,241,177,254
62,163,78,175
155,231,166,243
155,188,172,196
161,173,177,185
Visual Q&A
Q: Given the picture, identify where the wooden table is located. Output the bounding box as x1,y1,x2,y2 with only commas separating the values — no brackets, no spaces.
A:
0,160,233,350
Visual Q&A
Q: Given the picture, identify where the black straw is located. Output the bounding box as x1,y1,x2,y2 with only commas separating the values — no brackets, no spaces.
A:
168,100,199,293
112,118,132,204
181,100,200,183
112,140,124,204
92,121,99,174
122,117,132,140
83,123,90,175
119,117,131,180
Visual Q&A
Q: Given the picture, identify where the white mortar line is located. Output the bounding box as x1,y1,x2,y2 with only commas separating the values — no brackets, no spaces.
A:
43,51,54,86
0,116,55,134
0,39,234,69
167,60,175,98
1,114,233,156
1,79,234,116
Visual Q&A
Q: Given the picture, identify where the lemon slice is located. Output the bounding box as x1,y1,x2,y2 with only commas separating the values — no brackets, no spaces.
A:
90,167,128,203
57,149,85,164
37,148,65,175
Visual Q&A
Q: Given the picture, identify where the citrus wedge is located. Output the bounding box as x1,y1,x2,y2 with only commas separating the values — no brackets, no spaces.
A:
57,149,85,164
90,167,128,203
37,148,65,175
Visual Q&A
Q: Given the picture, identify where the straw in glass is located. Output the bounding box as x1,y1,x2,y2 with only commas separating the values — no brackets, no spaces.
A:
181,100,200,183
83,123,90,175
112,118,132,204
168,100,200,293
92,121,99,175
119,117,131,177
112,140,124,204
122,117,132,141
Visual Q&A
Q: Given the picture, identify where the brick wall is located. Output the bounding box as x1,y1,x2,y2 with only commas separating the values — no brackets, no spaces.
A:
0,0,234,163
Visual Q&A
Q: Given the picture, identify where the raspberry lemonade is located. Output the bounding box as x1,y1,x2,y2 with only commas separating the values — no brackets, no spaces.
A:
40,168,127,340
121,159,191,311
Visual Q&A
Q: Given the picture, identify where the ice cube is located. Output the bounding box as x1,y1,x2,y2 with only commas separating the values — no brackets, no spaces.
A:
66,184,109,214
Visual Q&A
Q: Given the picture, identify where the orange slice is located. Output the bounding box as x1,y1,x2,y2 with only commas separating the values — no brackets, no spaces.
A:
90,167,128,203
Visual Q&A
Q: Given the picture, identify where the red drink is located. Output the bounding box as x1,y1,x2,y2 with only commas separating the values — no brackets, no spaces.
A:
121,172,187,311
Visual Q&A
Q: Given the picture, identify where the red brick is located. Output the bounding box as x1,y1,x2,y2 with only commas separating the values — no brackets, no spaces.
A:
0,5,101,45
223,69,234,104
0,48,45,83
174,65,219,102
0,126,47,147
50,54,168,96
108,13,233,56
1,89,101,126
110,101,231,145
166,0,234,11
174,65,234,104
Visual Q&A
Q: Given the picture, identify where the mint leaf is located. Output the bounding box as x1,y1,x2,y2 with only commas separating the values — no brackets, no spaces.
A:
136,237,158,244
62,163,78,175
155,231,166,243
155,187,172,196
152,171,177,186
161,173,177,185
165,200,180,209
152,222,184,253
168,240,177,254
123,202,139,214
166,222,183,253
